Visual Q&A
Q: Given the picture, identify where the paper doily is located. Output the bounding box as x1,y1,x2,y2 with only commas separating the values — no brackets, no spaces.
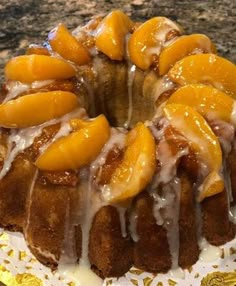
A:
0,229,236,286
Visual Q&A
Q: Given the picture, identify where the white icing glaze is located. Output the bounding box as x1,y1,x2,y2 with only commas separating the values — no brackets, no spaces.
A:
153,75,176,103
169,267,185,279
31,245,58,263
155,139,188,186
39,122,72,155
117,206,127,238
229,205,236,224
152,178,181,269
31,80,54,89
92,128,126,178
3,80,54,103
146,18,181,58
3,81,29,103
79,176,106,267
124,64,136,129
59,196,77,264
208,118,235,155
58,264,103,286
24,170,39,243
199,238,222,262
79,130,127,266
129,210,139,242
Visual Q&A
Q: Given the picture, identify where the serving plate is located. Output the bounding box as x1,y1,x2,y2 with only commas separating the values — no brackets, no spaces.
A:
0,229,236,286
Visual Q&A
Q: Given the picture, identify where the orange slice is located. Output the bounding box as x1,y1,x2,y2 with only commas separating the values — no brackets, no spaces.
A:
167,84,235,123
95,10,133,60
48,23,91,65
163,103,223,201
5,55,76,83
168,54,236,97
159,34,215,75
128,17,181,70
102,122,156,203
0,91,79,128
35,115,110,171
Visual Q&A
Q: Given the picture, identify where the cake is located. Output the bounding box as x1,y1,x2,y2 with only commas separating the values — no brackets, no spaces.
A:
0,10,236,279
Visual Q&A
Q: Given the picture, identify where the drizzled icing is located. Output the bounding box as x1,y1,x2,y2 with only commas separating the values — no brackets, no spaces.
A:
152,178,181,269
199,238,222,262
129,210,139,242
3,80,54,103
124,64,136,129
146,18,181,58
78,130,126,266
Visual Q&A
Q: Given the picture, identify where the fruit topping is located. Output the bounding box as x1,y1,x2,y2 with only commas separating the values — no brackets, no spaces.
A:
168,54,236,97
48,23,91,65
159,34,215,75
163,104,223,201
5,55,76,83
95,10,134,60
167,84,235,124
0,91,79,128
102,122,156,203
128,17,181,70
35,115,110,171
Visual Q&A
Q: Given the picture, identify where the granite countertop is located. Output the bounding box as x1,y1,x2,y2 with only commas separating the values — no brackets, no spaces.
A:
0,0,235,82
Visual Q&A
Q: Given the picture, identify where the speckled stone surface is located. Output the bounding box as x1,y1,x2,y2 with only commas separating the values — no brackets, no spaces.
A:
0,0,235,82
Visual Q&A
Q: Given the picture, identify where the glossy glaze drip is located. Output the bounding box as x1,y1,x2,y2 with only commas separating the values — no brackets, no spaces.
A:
24,170,38,241
3,80,54,103
117,206,127,238
0,108,86,180
59,195,77,264
146,19,181,57
58,264,103,286
79,130,128,265
208,118,235,155
3,81,29,103
155,139,188,186
124,64,136,129
39,122,72,155
199,238,222,262
152,178,181,269
153,75,176,103
149,119,189,188
129,210,139,242
79,173,106,266
92,128,126,177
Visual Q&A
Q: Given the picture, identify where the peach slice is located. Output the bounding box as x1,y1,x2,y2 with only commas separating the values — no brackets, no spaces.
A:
5,55,76,83
0,91,79,128
167,84,235,124
198,171,224,201
163,104,224,201
95,10,134,60
102,122,156,203
168,54,236,97
159,34,215,75
128,17,181,70
48,23,91,65
35,115,110,171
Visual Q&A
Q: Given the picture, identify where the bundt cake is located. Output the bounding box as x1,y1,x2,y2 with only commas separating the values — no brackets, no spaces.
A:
0,9,236,280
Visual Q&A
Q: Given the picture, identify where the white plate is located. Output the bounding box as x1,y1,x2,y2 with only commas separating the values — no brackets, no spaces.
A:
0,229,236,286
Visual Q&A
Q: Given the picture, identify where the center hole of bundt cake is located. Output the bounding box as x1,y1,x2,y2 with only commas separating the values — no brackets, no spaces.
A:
81,55,157,129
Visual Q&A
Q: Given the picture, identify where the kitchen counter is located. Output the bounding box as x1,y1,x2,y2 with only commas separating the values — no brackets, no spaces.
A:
0,0,235,82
